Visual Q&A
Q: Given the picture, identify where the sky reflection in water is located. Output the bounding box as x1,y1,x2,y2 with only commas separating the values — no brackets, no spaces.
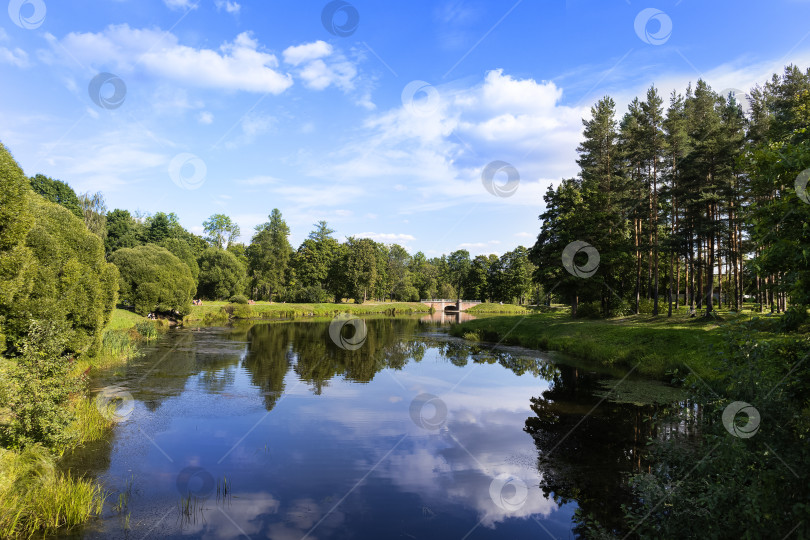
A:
69,318,647,539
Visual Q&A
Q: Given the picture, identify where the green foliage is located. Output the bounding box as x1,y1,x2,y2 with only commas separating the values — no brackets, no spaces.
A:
614,329,810,538
781,305,808,332
0,321,81,449
77,191,107,240
28,174,83,219
247,209,291,301
0,445,107,537
203,213,240,249
0,161,118,355
111,244,195,316
160,237,200,280
197,247,247,300
229,294,249,304
223,303,253,319
105,208,141,255
574,301,602,319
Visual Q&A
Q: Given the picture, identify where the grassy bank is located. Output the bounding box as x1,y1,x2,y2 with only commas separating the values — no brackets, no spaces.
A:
450,311,739,379
466,302,531,314
1,308,161,538
184,300,431,323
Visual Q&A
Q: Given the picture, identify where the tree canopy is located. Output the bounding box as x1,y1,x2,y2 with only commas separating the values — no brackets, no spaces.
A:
111,244,195,316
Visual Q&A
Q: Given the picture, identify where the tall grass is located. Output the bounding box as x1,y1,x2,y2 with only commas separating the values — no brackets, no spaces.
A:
0,446,107,538
67,396,115,445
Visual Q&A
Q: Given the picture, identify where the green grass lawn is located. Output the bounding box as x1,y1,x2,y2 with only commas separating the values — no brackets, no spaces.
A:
183,300,431,322
466,302,531,314
105,308,146,331
449,310,751,379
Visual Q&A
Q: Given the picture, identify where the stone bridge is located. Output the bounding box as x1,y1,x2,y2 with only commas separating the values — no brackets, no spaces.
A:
421,299,482,312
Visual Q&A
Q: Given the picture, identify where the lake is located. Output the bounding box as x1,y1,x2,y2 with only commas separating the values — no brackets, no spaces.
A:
62,316,683,539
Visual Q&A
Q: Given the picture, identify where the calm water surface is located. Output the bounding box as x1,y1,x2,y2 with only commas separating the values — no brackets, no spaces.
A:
63,316,678,539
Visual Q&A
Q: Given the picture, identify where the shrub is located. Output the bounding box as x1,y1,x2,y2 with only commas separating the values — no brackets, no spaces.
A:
229,294,249,304
574,301,602,319
637,298,655,314
1,145,118,355
781,305,808,332
197,248,247,300
223,303,253,319
111,244,196,316
0,321,81,449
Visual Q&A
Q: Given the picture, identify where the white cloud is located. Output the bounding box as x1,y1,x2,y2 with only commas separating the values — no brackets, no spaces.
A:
45,25,293,94
313,69,585,213
163,0,197,10
354,232,416,246
215,0,241,14
282,41,333,66
197,111,213,124
0,47,29,68
282,40,370,107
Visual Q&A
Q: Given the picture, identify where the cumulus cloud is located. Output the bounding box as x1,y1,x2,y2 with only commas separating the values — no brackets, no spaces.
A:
282,41,333,66
312,69,586,212
282,40,370,107
45,25,293,94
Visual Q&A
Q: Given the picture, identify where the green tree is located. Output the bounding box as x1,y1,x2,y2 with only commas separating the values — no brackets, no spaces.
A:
28,174,82,219
465,255,490,300
111,244,195,315
105,208,142,256
197,247,247,300
447,250,471,299
344,237,378,303
78,191,107,240
160,237,200,280
203,213,241,249
247,209,292,301
294,221,339,288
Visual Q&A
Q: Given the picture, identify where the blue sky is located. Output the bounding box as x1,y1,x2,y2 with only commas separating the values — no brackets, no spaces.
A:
2,0,810,256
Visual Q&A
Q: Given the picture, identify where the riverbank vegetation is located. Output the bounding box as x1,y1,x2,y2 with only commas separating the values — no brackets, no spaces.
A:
184,300,430,323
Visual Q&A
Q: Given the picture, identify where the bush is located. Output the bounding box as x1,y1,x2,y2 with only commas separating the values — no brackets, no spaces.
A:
111,244,196,316
637,298,655,314
229,294,249,304
574,301,602,319
1,145,118,355
0,321,81,449
288,285,330,303
223,303,253,319
606,298,633,317
781,305,808,332
197,248,246,300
